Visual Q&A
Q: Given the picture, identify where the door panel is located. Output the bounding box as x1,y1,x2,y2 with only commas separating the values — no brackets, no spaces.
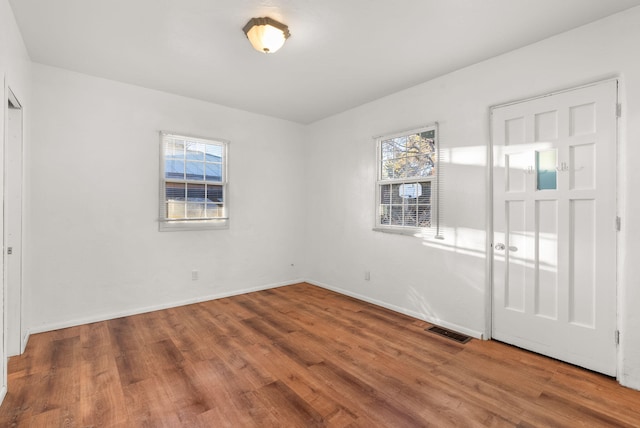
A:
492,80,617,376
536,199,557,319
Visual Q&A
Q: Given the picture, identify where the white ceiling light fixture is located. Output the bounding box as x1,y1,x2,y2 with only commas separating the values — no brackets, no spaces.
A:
243,17,290,53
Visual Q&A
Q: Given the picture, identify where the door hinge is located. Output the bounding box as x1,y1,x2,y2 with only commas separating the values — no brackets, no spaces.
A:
616,103,622,117
615,330,620,345
616,216,621,231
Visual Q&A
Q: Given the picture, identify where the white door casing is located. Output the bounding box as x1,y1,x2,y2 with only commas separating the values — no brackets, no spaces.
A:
0,82,7,398
491,80,618,376
5,89,22,357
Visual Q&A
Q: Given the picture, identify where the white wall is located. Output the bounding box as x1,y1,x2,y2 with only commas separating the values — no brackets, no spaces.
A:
25,64,306,333
0,0,30,403
303,7,640,389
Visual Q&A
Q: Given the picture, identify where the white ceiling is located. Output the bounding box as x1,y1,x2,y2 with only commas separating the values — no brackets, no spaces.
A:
10,0,640,124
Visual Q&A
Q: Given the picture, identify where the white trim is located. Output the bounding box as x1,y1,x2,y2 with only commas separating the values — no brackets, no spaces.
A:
434,122,442,239
26,279,304,336
5,86,25,357
159,218,229,232
21,277,484,368
306,279,484,339
373,123,439,141
489,76,620,111
615,78,624,384
374,123,439,233
158,131,229,231
1,73,6,409
485,108,495,340
372,226,429,236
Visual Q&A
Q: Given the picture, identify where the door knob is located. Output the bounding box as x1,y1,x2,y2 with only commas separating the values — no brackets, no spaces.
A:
495,243,505,250
509,246,518,252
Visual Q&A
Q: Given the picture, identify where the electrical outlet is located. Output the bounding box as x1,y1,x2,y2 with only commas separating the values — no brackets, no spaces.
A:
365,271,370,281
192,270,199,281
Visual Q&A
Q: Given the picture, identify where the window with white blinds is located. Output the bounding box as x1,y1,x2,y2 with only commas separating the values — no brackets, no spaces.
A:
159,132,228,231
374,124,440,236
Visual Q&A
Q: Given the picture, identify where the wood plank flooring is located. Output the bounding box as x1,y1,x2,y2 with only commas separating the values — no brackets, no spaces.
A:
1,282,639,427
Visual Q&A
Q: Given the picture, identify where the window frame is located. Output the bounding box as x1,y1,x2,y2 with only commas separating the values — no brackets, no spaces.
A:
373,123,439,236
159,131,229,232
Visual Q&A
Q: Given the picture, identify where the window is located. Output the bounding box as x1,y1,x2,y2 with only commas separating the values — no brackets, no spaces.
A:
159,132,228,231
375,124,439,234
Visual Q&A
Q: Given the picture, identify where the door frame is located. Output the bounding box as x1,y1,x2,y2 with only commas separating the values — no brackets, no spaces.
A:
5,86,24,357
486,78,620,377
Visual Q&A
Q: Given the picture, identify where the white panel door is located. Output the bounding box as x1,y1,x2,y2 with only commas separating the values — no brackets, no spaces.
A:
492,80,618,376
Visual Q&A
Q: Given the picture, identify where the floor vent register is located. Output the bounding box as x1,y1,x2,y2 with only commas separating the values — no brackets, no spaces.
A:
426,326,471,344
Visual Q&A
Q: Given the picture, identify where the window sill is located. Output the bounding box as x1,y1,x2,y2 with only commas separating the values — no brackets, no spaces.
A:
159,219,229,232
373,226,443,239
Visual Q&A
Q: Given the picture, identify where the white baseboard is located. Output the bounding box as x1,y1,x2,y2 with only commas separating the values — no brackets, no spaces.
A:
26,278,305,337
306,279,484,339
24,277,482,346
620,372,640,392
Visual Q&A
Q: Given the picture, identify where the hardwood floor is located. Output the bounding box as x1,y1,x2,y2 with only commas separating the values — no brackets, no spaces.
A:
1,282,639,427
